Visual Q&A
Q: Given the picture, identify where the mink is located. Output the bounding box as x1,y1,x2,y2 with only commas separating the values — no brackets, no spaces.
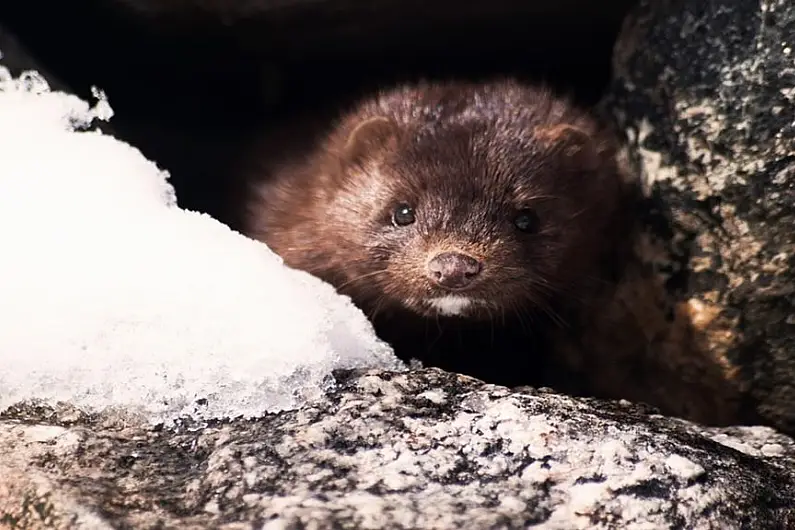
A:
239,79,632,387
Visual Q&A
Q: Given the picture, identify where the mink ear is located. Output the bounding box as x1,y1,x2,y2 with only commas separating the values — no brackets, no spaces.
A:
534,123,603,172
342,116,399,167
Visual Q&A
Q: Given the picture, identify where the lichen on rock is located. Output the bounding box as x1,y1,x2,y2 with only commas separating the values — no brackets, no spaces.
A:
598,0,795,435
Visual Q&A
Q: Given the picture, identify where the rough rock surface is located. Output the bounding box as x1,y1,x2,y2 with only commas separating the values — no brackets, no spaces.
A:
2,368,795,529
600,0,795,436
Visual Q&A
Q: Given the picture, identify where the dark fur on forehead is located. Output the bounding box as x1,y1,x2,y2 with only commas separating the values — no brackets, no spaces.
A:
362,80,596,139
334,79,610,172
334,80,614,208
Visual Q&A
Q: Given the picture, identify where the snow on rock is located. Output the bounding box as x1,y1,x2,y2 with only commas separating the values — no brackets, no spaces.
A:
0,65,404,425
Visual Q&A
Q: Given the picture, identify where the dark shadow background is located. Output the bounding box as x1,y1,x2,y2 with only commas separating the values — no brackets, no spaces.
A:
0,0,637,226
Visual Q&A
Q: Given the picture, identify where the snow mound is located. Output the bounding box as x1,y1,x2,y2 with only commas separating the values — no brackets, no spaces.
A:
0,65,403,425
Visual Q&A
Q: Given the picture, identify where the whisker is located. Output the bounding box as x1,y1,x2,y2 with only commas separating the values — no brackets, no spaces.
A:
565,205,592,221
512,302,533,335
334,269,390,291
366,295,388,321
539,303,569,330
485,304,496,349
520,194,567,202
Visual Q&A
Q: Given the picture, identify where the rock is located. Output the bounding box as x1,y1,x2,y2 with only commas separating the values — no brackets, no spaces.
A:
2,368,795,529
598,0,795,436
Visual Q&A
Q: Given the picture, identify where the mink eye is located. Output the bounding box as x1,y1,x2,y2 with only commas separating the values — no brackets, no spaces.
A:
391,203,416,227
513,208,540,233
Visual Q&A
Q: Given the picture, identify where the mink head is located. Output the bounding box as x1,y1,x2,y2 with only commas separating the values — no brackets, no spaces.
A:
250,82,626,321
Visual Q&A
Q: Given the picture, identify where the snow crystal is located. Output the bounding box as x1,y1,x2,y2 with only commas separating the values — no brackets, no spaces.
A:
0,64,404,425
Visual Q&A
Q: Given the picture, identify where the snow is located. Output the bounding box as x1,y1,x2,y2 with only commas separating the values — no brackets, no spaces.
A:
0,64,404,425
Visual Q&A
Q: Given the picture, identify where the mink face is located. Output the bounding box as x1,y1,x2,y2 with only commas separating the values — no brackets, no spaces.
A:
243,81,626,324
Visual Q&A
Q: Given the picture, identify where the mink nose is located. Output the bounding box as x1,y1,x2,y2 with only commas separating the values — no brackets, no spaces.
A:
426,252,482,289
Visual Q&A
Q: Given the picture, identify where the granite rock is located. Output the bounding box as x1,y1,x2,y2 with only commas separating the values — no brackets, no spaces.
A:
3,369,795,529
599,0,795,436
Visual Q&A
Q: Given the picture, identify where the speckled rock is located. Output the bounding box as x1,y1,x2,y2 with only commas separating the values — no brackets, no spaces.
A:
2,368,795,529
598,0,795,436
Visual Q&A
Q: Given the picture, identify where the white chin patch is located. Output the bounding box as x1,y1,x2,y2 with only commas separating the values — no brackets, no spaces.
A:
426,295,474,317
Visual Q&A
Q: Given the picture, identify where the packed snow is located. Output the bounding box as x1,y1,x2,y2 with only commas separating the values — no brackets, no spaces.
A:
0,63,404,425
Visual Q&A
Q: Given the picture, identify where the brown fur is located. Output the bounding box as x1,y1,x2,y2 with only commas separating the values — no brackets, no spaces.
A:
238,79,633,387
